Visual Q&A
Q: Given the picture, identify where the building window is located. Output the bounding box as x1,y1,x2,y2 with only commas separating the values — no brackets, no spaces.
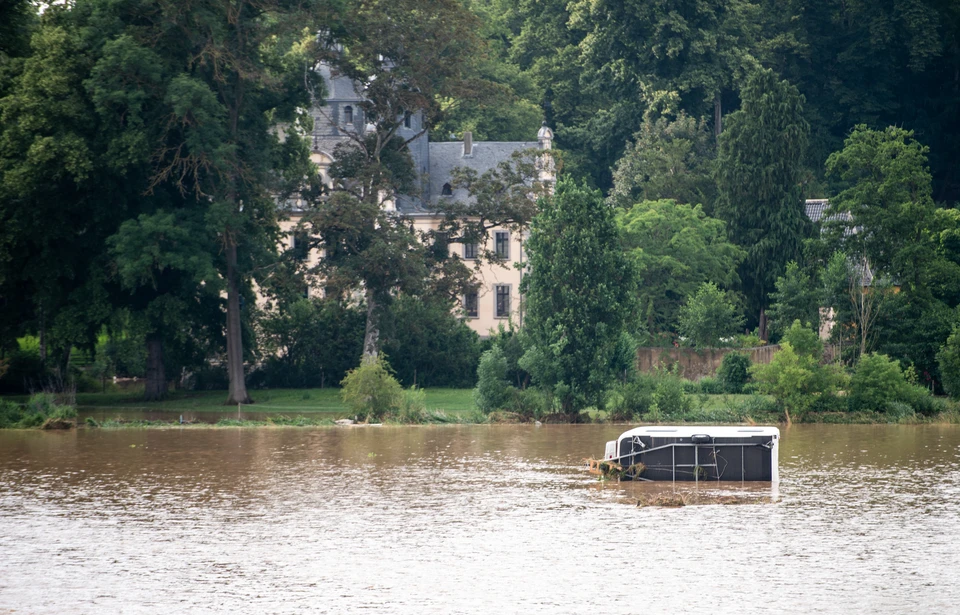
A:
495,285,510,318
464,291,478,318
463,243,478,259
291,231,309,261
441,182,453,197
495,231,510,260
343,105,353,125
403,112,412,128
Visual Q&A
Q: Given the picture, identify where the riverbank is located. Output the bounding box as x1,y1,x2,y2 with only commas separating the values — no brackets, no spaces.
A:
4,388,475,415
3,388,960,428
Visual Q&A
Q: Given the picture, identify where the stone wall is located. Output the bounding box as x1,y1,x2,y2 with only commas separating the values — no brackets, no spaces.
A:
636,345,839,380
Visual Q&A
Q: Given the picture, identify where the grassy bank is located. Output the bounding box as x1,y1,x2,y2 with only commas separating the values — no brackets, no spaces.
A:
4,388,960,428
67,387,476,415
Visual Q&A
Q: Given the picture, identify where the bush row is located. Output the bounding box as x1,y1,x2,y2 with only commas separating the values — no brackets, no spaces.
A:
0,393,77,429
471,321,947,423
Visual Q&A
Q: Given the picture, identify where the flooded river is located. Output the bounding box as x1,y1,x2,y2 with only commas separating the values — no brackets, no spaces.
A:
1,424,959,614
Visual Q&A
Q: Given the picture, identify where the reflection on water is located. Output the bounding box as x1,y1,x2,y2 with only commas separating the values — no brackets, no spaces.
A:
1,424,958,614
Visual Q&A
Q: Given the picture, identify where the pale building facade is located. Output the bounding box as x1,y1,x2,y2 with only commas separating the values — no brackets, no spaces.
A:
276,68,555,336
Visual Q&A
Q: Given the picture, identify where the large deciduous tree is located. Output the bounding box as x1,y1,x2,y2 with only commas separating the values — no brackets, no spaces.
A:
824,125,937,288
0,14,122,370
609,105,716,209
571,0,762,132
301,0,546,363
616,199,743,337
132,0,324,404
1,0,325,402
822,125,960,380
520,177,636,416
715,67,811,339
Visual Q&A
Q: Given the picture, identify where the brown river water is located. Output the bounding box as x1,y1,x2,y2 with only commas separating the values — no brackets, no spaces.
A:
1,424,959,614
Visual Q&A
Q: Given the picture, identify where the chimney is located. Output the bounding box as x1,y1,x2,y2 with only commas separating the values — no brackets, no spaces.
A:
463,131,473,157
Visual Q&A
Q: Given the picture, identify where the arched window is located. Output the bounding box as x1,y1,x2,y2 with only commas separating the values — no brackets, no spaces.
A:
441,182,453,196
343,105,353,125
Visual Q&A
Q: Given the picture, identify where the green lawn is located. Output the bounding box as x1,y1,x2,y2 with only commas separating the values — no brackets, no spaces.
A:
6,387,779,424
69,387,476,415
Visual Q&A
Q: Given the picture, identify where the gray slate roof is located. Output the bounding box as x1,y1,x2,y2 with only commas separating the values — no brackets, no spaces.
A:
318,65,363,102
805,198,855,235
425,141,540,209
805,198,853,225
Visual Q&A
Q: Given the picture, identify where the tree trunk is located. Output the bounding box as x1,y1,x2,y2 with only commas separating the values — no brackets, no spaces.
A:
144,334,167,401
759,307,768,342
362,288,380,360
225,238,251,405
714,95,723,138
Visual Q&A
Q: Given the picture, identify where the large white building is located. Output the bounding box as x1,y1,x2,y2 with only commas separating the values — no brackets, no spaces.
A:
280,66,555,336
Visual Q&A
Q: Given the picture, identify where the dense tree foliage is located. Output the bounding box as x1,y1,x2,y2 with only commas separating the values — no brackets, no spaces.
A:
5,0,960,413
455,0,960,202
0,0,326,402
608,110,716,209
617,199,743,336
767,261,820,339
825,126,938,288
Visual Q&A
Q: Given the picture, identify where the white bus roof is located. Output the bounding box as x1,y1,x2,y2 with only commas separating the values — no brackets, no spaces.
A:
617,426,780,440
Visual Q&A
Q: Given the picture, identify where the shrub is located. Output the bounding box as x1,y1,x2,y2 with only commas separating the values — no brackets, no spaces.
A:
511,387,550,419
808,393,848,413
937,327,960,399
751,341,845,423
0,394,76,428
717,352,751,393
677,282,745,348
604,377,654,421
902,384,943,417
0,399,25,428
380,296,482,388
884,401,915,421
697,376,724,395
396,387,427,424
340,356,403,422
680,377,723,394
735,332,765,348
651,368,692,418
27,393,76,419
256,298,365,389
474,347,514,413
486,323,529,389
848,353,911,412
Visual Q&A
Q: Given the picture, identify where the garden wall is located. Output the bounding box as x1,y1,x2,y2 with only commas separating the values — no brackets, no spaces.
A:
636,345,838,380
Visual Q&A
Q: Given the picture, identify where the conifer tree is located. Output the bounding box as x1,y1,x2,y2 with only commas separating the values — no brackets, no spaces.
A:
521,177,636,416
715,67,810,339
